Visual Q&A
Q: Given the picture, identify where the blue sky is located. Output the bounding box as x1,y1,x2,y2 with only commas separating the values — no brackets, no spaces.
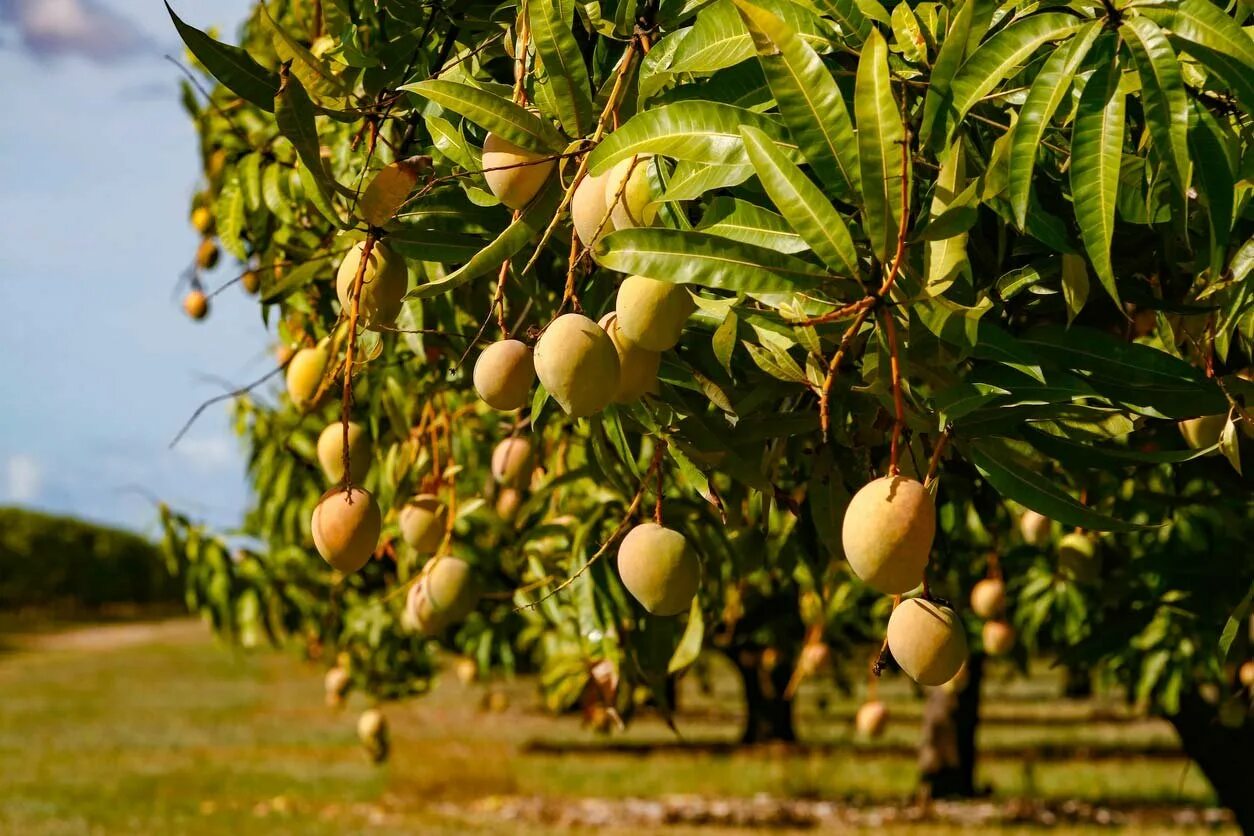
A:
0,0,268,534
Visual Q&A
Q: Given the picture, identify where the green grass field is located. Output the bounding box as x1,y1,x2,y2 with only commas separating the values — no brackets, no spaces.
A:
0,618,1234,834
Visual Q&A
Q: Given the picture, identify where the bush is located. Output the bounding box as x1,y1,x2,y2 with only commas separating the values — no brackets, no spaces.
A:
0,507,180,608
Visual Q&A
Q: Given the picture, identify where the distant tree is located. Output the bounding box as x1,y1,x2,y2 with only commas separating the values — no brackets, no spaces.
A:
161,0,1253,823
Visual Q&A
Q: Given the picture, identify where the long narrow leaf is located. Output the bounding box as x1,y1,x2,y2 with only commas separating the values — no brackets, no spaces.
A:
1069,52,1125,308
167,2,279,111
530,0,595,136
1122,17,1190,198
403,80,566,152
855,29,907,263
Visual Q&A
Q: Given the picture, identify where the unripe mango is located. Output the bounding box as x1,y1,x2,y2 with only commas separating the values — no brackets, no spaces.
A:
191,205,213,234
183,290,209,320
312,487,382,573
615,276,694,352
617,523,700,616
491,437,533,487
534,313,620,417
496,487,523,521
473,339,535,411
241,269,260,295
855,700,887,738
604,155,658,229
286,345,330,409
195,238,219,269
1179,414,1226,451
969,577,1005,620
841,476,935,595
1058,532,1099,583
1019,510,1051,547
336,240,408,329
599,313,661,402
398,493,447,554
316,421,371,484
886,598,968,686
982,620,1015,656
572,169,614,248
406,555,480,635
482,133,555,209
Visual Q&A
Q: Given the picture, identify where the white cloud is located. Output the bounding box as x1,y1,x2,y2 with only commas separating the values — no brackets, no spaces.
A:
173,436,237,473
0,0,150,63
5,454,42,503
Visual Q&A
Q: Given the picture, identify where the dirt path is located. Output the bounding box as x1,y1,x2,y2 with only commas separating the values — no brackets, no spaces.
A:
4,617,206,653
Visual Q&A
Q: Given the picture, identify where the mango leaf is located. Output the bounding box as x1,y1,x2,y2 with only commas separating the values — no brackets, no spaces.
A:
697,197,809,253
670,0,835,73
261,6,349,101
667,596,706,673
166,2,279,112
855,29,907,264
890,2,928,64
1022,426,1219,470
736,0,860,202
1144,0,1254,72
969,438,1151,531
1219,581,1254,659
587,102,794,173
1121,17,1189,199
530,0,595,136
405,182,561,299
403,80,566,152
924,144,969,295
813,0,871,46
662,161,757,200
1189,102,1234,274
275,68,342,226
918,0,976,148
1060,253,1089,323
916,298,1045,381
1069,51,1125,309
595,227,832,292
941,13,1082,146
712,308,739,376
740,126,860,276
1007,23,1100,229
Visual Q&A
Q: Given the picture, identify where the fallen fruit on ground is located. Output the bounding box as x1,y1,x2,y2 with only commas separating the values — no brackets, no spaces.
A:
398,493,447,554
855,700,888,738
614,276,694,352
970,577,1006,619
491,437,533,487
572,169,614,248
983,620,1016,656
534,313,620,417
324,666,350,707
841,475,935,594
356,708,388,763
473,339,535,411
407,555,480,635
316,421,371,484
336,240,408,329
311,487,382,573
286,345,329,409
599,312,661,402
183,290,208,321
617,522,700,616
886,597,968,686
1019,510,1051,547
482,133,554,209
604,155,658,229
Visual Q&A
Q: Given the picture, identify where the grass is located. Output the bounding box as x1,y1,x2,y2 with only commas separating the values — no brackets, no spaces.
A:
0,618,1234,834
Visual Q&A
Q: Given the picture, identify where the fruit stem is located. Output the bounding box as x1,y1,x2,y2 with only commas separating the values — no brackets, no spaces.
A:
653,438,667,525
872,594,902,677
882,308,905,476
922,427,951,490
340,232,376,494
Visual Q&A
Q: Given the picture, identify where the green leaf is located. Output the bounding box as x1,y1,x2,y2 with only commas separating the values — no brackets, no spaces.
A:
697,197,809,253
1069,51,1125,309
530,0,596,137
403,80,566,153
918,0,977,148
916,297,1045,380
215,176,246,261
275,68,342,226
924,143,969,295
712,308,739,376
587,102,795,173
969,438,1151,531
1121,17,1190,198
740,126,860,276
166,2,279,112
1189,102,1234,273
1022,426,1220,470
1007,23,1100,229
941,13,1082,146
813,0,871,46
1219,581,1254,659
736,0,860,202
1145,0,1254,72
667,597,705,674
405,182,561,299
1060,253,1089,324
261,6,349,101
670,0,836,73
855,29,907,264
662,162,756,201
595,227,832,292
890,2,928,64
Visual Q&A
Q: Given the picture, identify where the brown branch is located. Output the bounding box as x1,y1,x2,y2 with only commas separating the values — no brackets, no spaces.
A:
882,308,906,475
923,427,952,489
168,361,290,449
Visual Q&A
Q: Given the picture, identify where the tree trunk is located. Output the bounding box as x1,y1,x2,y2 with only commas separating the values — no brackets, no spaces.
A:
1166,689,1254,833
918,652,984,798
730,649,796,744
